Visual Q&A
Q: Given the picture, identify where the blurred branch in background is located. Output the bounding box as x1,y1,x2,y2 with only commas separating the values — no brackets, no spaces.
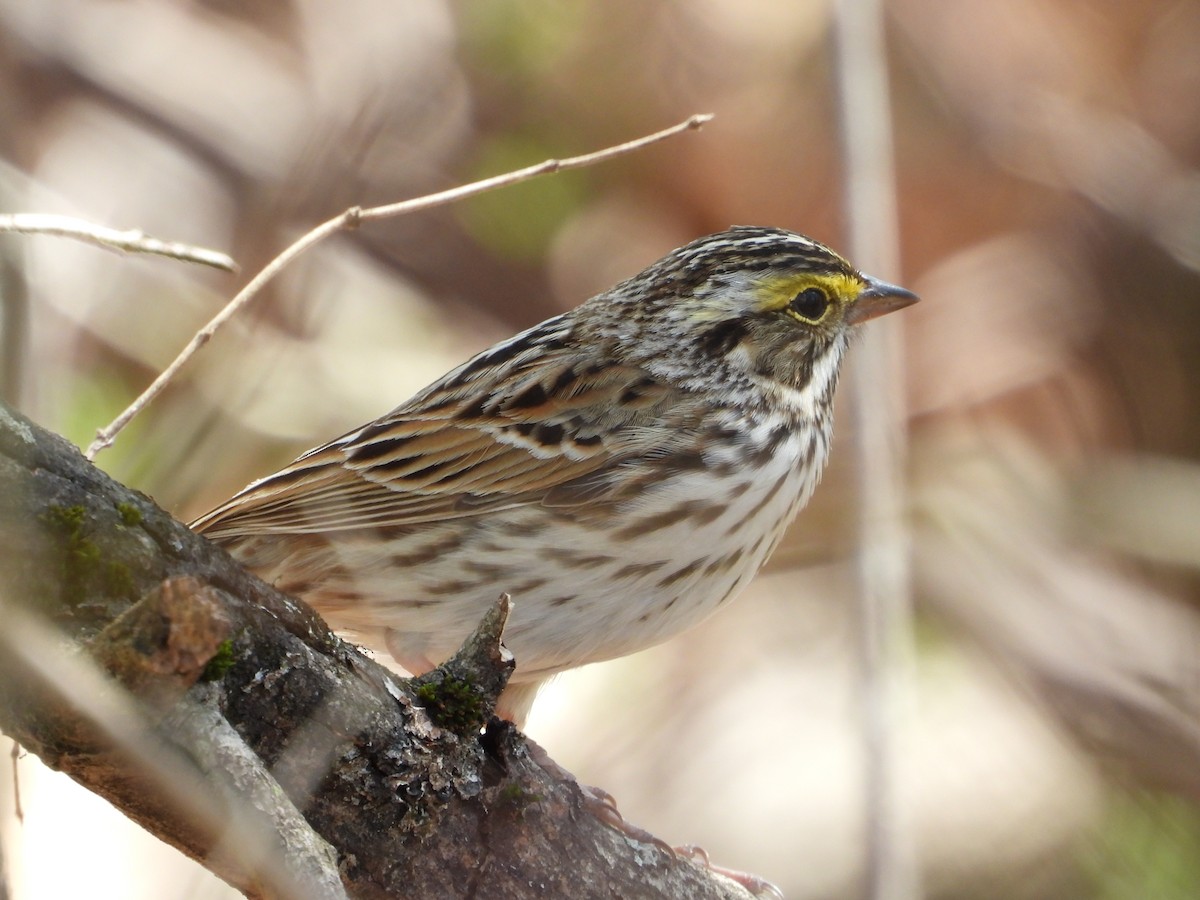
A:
1,590,346,900
832,1,918,899
890,0,1200,275
915,428,1200,797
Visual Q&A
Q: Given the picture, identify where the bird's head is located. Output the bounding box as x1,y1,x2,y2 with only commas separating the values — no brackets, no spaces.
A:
591,226,918,405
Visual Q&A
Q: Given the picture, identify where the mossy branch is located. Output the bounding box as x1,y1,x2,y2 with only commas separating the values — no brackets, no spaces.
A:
0,401,753,900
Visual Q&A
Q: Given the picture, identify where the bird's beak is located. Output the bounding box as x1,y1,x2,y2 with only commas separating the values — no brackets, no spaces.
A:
846,275,919,325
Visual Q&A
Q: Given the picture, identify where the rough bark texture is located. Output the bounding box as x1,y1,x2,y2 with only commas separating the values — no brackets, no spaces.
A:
0,402,753,900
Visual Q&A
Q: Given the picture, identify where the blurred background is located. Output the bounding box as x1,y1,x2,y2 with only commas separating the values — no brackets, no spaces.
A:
2,0,1200,897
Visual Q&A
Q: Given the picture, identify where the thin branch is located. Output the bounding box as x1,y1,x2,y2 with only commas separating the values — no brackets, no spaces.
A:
355,114,713,222
85,113,713,460
0,213,236,272
8,740,21,822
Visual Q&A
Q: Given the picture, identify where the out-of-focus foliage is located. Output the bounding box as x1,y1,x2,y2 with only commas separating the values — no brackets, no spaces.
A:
1,1,1199,898
1085,793,1200,900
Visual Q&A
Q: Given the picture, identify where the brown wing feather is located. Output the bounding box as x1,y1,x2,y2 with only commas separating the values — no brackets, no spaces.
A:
191,340,695,539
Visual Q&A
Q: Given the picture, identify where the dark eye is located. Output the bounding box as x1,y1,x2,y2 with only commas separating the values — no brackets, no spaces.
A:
789,287,829,322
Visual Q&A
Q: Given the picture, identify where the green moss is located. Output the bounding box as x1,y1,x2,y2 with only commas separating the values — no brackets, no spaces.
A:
43,504,95,565
104,561,134,595
116,502,142,527
497,782,541,812
415,677,486,736
201,639,236,682
43,503,138,603
72,539,101,565
44,503,88,535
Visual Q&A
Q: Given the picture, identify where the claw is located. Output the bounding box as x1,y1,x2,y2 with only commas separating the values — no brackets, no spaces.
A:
577,782,676,857
524,737,780,896
524,736,674,856
675,843,710,866
677,844,784,899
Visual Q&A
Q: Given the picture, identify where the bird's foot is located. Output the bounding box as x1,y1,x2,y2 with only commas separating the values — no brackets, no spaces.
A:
672,849,782,897
524,736,674,855
675,844,784,899
524,736,782,896
575,782,677,856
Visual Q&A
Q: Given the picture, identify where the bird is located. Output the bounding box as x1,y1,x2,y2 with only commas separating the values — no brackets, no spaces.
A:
191,226,918,727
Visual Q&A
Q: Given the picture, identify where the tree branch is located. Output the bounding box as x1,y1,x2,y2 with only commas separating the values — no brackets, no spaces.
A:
0,401,752,899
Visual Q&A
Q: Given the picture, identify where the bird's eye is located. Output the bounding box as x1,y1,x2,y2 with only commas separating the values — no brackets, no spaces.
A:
788,287,830,322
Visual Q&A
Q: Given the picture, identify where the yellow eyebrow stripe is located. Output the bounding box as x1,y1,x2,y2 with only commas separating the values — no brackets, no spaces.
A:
754,272,865,312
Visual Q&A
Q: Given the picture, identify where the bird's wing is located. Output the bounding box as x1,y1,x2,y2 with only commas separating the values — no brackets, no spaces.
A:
191,328,697,539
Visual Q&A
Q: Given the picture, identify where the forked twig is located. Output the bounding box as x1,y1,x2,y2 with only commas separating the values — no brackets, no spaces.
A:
0,213,236,272
85,113,713,460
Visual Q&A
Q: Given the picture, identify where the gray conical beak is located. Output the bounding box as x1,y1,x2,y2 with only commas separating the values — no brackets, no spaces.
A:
846,275,919,324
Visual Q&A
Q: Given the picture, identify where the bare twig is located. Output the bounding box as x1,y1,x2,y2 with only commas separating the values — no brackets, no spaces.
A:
359,114,713,222
8,740,21,823
85,113,713,460
832,2,919,899
0,213,236,272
